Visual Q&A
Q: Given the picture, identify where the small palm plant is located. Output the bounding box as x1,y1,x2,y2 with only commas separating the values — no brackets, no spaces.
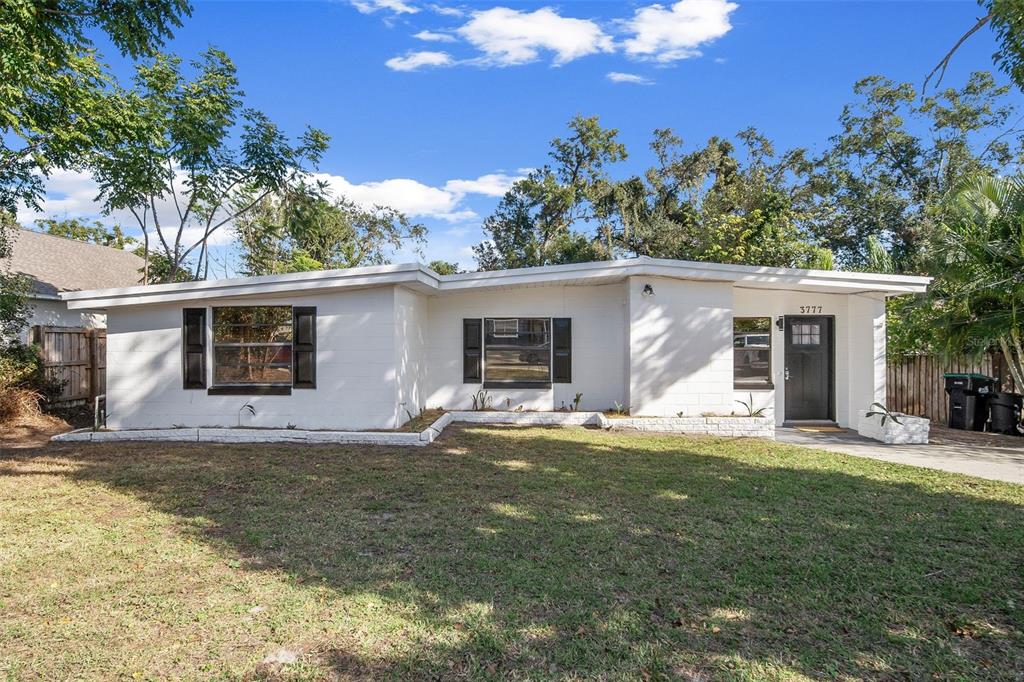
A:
735,393,767,417
865,402,902,426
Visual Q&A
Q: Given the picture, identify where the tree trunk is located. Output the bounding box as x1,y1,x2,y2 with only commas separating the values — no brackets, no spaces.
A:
998,336,1024,392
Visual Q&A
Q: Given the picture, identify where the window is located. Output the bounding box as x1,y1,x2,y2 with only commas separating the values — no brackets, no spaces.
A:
734,317,772,388
791,322,821,346
213,306,293,386
484,317,550,385
491,318,519,338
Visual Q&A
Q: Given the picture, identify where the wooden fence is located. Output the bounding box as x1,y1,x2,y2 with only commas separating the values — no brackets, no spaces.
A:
30,326,106,404
887,352,1017,424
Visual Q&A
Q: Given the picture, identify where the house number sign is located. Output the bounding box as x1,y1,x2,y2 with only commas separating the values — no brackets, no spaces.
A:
798,305,824,314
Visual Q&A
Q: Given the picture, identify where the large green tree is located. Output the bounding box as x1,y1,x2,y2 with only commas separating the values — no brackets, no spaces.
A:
0,213,31,338
0,0,191,213
476,118,830,271
598,128,830,268
473,115,623,270
87,49,329,283
234,183,425,276
810,71,1022,269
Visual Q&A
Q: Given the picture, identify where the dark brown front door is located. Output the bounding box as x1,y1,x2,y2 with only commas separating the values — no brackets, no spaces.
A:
784,316,834,421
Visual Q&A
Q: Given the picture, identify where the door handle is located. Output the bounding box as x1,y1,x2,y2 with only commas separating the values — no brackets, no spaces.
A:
784,367,790,381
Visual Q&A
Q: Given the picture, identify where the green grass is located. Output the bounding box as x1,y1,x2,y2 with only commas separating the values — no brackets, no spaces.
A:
1,425,1022,680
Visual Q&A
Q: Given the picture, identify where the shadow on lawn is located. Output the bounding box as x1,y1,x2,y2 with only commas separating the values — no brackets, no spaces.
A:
11,425,1024,679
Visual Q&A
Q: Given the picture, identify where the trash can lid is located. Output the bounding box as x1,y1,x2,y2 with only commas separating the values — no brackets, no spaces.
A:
943,372,996,380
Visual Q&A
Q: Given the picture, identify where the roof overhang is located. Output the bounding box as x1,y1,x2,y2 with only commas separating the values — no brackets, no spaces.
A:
61,256,932,310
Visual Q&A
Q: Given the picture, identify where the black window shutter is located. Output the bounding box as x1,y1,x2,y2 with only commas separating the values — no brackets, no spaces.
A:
552,317,571,383
293,307,317,389
463,318,482,383
182,308,206,389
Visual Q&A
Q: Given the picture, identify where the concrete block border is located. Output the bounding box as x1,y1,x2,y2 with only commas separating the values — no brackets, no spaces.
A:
52,410,773,445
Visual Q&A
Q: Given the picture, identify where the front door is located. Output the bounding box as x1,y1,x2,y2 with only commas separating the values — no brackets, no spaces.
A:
784,316,834,421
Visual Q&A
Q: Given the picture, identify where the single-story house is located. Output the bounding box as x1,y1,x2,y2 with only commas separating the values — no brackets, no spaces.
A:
8,228,144,341
60,257,931,431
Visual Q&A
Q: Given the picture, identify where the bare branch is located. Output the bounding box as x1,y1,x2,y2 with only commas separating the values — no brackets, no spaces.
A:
924,13,993,92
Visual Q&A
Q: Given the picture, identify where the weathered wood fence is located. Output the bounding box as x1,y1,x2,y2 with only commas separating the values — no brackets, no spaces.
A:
30,326,106,404
887,352,1017,424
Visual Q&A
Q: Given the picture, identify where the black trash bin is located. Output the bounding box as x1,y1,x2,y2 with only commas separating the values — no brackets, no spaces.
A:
989,392,1023,435
944,373,997,431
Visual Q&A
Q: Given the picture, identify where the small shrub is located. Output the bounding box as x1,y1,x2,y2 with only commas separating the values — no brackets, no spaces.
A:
0,341,64,424
735,393,767,418
471,390,492,411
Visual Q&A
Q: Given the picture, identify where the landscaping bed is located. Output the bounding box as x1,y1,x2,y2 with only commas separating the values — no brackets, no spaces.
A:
2,425,1022,679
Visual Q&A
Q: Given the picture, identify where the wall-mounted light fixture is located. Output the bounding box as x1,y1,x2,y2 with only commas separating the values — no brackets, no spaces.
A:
642,284,655,297
776,316,785,331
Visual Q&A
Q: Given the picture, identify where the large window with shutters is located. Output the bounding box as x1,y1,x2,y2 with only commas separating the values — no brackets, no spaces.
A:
483,317,551,385
213,306,294,386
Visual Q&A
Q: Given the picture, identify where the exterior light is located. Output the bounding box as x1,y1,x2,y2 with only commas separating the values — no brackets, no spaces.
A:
642,284,654,297
776,317,784,331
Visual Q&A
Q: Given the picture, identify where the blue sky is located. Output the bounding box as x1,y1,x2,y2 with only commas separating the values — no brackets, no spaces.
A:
24,0,1018,275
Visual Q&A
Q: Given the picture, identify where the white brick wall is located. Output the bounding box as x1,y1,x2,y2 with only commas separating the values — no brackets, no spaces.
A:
627,276,734,417
423,284,629,412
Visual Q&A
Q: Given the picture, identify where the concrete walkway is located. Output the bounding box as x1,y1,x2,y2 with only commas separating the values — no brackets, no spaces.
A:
776,427,1024,485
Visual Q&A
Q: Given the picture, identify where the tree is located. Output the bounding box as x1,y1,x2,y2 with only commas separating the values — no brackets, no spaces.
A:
87,49,329,283
0,212,31,338
924,175,1024,387
473,183,608,270
473,115,623,270
926,0,1024,91
0,0,191,212
599,128,830,268
33,218,137,250
428,260,461,275
234,184,425,276
811,72,1022,268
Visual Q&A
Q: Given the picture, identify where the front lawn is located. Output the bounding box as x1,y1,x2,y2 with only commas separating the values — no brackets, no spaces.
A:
1,426,1022,680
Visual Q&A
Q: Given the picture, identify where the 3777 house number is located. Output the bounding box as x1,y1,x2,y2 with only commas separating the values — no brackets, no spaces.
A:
798,305,823,314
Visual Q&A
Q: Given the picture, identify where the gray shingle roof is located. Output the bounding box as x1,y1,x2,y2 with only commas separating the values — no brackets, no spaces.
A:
7,229,145,297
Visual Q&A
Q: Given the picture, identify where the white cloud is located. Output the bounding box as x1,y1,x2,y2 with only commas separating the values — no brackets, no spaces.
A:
622,0,737,63
17,169,239,248
351,0,418,15
414,29,456,42
428,3,464,17
607,71,654,85
311,171,520,223
443,172,522,197
385,50,454,71
457,7,613,66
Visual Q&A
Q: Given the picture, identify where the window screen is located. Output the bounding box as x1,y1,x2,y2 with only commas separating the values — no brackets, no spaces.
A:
484,317,551,384
734,317,772,388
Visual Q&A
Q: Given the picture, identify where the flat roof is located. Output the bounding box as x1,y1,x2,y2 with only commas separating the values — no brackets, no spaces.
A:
61,256,932,309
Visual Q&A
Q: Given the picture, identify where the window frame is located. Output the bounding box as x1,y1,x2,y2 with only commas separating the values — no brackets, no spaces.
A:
482,316,553,389
209,305,295,392
733,316,774,390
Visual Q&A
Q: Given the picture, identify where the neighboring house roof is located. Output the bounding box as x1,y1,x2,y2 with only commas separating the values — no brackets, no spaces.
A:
8,229,144,299
62,256,932,310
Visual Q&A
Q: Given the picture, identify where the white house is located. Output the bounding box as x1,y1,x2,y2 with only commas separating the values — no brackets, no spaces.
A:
8,228,144,341
60,257,930,431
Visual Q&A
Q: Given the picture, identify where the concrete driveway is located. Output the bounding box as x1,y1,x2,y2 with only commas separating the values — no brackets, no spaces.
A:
776,426,1024,485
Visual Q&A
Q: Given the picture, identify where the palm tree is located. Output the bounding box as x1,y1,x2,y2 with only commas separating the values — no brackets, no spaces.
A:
928,175,1024,390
